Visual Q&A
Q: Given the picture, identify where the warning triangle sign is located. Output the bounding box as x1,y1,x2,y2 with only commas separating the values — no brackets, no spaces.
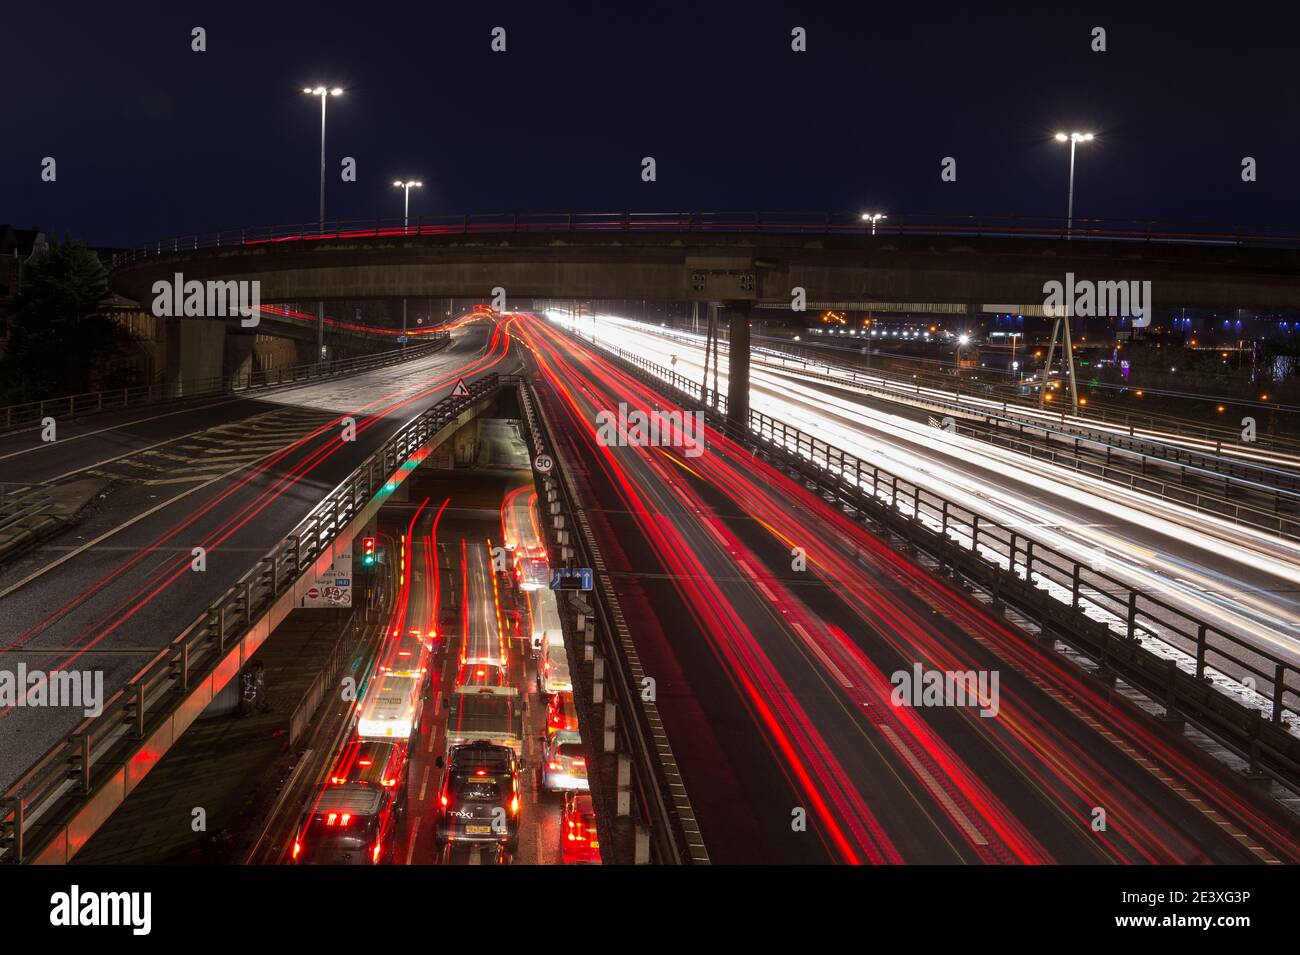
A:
450,378,470,398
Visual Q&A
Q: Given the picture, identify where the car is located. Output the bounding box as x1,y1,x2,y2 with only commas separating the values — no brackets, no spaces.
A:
328,737,409,791
545,691,578,735
539,730,589,793
434,742,521,850
291,783,400,865
561,792,601,865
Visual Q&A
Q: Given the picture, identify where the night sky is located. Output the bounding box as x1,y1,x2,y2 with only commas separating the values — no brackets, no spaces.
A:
5,2,1296,248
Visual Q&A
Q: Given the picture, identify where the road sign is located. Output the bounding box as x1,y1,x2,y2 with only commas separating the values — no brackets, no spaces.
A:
550,567,594,591
534,453,554,474
397,334,409,344
306,587,320,600
451,378,470,397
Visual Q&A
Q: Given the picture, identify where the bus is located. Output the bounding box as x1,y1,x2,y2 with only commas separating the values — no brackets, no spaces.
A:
357,627,432,742
444,685,524,759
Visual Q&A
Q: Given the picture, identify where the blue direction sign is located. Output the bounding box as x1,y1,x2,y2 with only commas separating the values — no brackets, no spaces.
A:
550,567,594,591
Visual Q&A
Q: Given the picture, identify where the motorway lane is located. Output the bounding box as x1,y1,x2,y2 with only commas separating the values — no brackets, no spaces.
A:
517,314,1300,864
0,323,520,791
393,496,562,866
555,316,1300,685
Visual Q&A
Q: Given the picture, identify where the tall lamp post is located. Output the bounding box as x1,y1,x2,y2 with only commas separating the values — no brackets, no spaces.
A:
302,85,343,362
1053,131,1093,238
861,212,888,235
392,180,423,343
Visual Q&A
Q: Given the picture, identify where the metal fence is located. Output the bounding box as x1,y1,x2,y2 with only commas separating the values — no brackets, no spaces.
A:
0,371,510,863
109,211,1300,266
0,335,451,433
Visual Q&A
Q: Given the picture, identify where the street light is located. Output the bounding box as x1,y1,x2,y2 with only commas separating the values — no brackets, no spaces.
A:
1053,131,1093,237
302,85,343,362
392,180,423,231
861,212,888,236
391,180,423,343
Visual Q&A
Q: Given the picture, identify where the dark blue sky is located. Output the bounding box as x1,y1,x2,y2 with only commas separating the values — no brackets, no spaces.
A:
4,2,1296,247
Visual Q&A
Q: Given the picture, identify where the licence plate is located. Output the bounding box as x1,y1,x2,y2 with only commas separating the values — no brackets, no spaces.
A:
466,825,491,834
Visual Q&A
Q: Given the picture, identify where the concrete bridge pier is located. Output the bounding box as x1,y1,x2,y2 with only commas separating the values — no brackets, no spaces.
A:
165,318,226,397
725,300,752,426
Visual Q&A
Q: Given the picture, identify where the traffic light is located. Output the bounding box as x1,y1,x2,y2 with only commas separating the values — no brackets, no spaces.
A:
361,537,376,567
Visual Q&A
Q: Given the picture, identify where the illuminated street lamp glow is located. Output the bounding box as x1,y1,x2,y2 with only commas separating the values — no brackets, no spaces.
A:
302,84,345,362
861,212,888,236
1053,130,1094,235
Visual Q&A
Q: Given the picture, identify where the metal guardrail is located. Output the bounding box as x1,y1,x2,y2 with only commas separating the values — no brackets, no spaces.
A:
0,335,451,433
517,382,708,864
109,211,1300,265
0,371,510,863
765,335,1300,434
740,339,1300,491
746,348,1300,536
571,331,1300,795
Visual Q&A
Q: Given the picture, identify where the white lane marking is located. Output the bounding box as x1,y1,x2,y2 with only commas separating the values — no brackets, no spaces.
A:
790,621,854,689
405,820,421,866
418,764,431,801
877,723,988,846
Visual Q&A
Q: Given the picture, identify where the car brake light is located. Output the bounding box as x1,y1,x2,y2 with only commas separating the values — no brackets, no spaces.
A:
548,762,559,770
510,795,519,814
572,759,586,767
293,840,302,858
382,778,396,787
372,841,382,864
440,795,448,807
326,813,338,826
340,813,351,826
476,769,487,776
358,759,372,766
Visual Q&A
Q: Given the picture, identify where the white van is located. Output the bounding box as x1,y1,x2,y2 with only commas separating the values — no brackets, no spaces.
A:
528,589,563,656
537,634,573,695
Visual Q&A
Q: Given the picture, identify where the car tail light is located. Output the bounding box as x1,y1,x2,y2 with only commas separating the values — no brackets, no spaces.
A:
340,813,351,826
372,841,382,864
382,778,396,787
510,795,519,814
325,813,338,826
293,840,303,858
358,759,372,767
548,761,559,770
330,776,345,784
572,759,586,767
440,795,448,807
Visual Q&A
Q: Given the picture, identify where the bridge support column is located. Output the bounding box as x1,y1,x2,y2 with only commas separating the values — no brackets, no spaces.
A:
164,318,226,397
725,301,752,426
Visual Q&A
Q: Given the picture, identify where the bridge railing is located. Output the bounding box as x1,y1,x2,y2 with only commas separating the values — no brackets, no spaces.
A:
0,372,510,863
0,335,450,434
109,211,1300,265
565,327,1300,795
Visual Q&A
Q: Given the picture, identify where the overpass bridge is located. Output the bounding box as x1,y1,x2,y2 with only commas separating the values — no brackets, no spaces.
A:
109,211,1300,425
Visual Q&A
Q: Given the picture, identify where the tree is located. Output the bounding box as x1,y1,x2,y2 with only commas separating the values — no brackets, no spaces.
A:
0,239,140,403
